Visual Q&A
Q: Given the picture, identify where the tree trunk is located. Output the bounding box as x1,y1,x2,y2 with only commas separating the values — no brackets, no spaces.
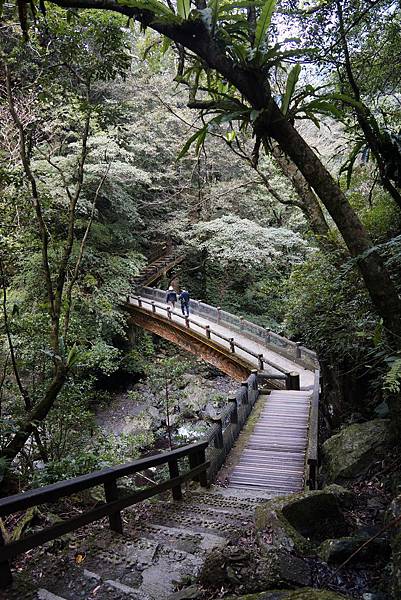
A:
1,369,66,464
271,146,331,243
269,106,401,340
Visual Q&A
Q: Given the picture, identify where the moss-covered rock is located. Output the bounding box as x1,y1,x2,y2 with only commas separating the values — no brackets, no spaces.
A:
255,485,351,554
224,588,350,599
322,419,391,483
257,549,311,589
199,544,311,592
318,529,390,564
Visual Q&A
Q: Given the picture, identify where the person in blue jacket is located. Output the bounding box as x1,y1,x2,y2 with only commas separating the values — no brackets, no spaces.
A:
166,286,177,309
179,289,190,316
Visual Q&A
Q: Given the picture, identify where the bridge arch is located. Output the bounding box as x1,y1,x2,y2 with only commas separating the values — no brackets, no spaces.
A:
127,305,252,381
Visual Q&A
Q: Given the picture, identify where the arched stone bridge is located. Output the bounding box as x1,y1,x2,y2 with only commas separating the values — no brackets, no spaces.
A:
124,287,317,389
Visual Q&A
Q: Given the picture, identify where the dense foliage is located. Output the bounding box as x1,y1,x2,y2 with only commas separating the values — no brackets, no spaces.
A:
0,0,400,494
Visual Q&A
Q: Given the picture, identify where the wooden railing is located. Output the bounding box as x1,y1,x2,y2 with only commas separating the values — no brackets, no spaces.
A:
203,371,260,480
136,287,318,371
0,372,265,588
127,294,303,385
305,369,320,490
0,441,208,587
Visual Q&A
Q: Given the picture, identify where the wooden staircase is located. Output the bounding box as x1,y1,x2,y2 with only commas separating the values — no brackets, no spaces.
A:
228,390,312,494
132,252,184,289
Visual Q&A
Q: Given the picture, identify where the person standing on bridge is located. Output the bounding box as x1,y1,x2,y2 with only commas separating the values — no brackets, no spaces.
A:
179,289,190,316
166,286,177,309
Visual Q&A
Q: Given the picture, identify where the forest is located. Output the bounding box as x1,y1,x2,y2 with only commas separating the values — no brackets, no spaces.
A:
0,0,401,599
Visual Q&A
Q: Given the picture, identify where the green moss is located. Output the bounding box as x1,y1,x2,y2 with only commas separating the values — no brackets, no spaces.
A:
255,487,350,554
322,419,391,482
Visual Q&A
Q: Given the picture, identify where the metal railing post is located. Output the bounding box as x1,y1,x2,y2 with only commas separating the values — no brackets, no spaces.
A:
167,307,172,320
151,301,156,313
205,325,211,339
137,296,142,308
287,372,300,390
240,316,244,331
229,396,238,424
241,381,249,404
216,306,221,323
296,342,302,358
104,480,123,534
185,316,190,328
168,458,182,500
258,354,264,370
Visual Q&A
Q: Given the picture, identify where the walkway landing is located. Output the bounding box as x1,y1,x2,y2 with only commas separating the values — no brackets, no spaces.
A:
228,389,311,494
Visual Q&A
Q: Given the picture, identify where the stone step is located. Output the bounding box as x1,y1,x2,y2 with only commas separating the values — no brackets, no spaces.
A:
148,508,247,538
37,591,69,600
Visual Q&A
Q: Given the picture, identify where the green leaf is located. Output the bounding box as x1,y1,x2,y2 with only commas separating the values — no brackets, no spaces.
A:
328,93,366,112
66,344,84,369
225,130,236,142
303,100,344,120
161,35,172,54
281,64,301,115
177,126,208,159
220,1,264,11
177,0,191,19
195,127,207,153
209,0,220,31
254,0,276,52
117,0,175,19
339,140,365,188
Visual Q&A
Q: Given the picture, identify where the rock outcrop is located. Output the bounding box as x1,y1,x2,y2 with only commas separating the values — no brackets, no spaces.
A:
322,419,391,483
255,485,352,553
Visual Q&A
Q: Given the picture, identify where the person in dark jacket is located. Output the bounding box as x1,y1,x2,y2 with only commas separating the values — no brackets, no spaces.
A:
166,286,177,309
179,289,190,316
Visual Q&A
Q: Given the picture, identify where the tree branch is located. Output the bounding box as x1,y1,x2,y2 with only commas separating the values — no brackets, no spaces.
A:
5,65,56,328
63,162,110,339
0,260,32,411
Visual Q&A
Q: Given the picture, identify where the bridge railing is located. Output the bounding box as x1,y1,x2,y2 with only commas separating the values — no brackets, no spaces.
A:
127,294,303,384
139,287,318,370
205,372,259,481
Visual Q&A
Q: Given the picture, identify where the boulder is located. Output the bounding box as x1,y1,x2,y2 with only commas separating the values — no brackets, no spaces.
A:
224,588,351,599
255,486,351,553
168,585,203,599
148,406,162,429
256,549,311,589
322,419,391,483
199,545,311,592
318,528,390,564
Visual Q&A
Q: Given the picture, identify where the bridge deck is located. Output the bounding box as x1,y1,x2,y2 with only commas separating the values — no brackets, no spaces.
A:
128,298,315,390
228,390,311,494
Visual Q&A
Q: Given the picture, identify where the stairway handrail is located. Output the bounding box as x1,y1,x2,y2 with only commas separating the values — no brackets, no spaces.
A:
0,372,262,587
